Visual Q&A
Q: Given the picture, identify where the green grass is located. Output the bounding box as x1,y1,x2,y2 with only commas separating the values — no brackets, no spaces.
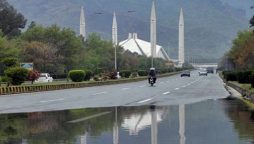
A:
231,81,254,93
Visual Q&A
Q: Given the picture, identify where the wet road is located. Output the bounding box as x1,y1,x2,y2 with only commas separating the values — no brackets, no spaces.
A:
0,71,229,113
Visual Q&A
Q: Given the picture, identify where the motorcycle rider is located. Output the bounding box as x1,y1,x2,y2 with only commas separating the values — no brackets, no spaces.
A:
148,67,157,84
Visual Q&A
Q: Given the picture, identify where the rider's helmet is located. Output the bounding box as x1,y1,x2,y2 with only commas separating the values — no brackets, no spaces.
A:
149,67,156,77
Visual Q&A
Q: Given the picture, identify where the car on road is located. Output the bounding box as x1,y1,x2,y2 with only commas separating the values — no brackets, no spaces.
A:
206,67,214,74
35,73,53,83
199,69,208,76
180,71,190,77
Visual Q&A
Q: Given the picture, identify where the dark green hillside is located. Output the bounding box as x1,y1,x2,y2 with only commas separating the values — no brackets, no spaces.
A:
8,0,249,61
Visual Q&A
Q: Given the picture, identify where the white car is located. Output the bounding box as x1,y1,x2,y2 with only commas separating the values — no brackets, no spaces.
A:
198,70,208,76
35,73,53,83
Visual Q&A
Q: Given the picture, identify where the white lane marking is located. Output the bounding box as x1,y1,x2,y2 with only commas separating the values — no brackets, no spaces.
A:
40,98,64,103
92,92,107,95
182,85,186,88
139,85,146,88
122,88,130,90
137,98,153,104
163,91,171,95
175,88,180,90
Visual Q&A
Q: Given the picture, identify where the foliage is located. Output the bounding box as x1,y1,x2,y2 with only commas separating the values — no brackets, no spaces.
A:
93,75,100,81
130,72,138,78
226,31,254,70
28,70,40,84
68,70,85,82
237,71,252,84
120,70,131,78
84,70,93,81
0,0,26,37
251,73,254,88
21,41,62,73
2,57,18,68
0,37,21,74
21,24,83,71
223,71,237,81
0,76,8,82
4,67,28,85
138,70,148,76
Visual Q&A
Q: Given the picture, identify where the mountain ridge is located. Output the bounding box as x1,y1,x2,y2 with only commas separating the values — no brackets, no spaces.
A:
8,0,249,61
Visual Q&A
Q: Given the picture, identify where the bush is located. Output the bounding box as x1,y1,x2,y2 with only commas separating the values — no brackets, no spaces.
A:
84,70,93,81
237,71,252,84
251,73,254,88
223,71,237,81
2,58,18,68
138,70,148,76
4,67,29,85
130,72,139,78
0,76,8,82
68,70,85,82
120,70,131,78
93,75,100,81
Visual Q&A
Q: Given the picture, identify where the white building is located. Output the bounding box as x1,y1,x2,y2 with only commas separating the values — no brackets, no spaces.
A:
119,33,171,61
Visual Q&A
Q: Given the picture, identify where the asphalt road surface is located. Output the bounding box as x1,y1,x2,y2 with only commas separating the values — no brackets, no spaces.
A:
0,70,229,114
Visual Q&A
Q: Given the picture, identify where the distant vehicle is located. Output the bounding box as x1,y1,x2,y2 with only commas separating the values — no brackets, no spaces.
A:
181,71,190,77
206,67,214,74
35,73,53,83
199,70,207,76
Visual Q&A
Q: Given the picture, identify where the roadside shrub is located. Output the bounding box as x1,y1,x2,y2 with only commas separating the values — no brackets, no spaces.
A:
120,70,131,78
0,76,8,82
93,75,100,81
138,70,148,76
2,58,18,68
237,71,252,83
223,71,237,81
130,72,138,78
68,70,85,82
4,67,29,85
251,73,254,88
84,70,93,81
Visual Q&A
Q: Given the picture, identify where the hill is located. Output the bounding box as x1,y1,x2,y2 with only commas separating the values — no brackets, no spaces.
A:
8,0,250,61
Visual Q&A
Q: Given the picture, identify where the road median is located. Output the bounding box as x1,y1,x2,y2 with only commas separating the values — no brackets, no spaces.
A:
0,72,180,95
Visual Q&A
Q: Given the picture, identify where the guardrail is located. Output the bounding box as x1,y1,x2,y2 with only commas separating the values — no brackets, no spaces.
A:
0,72,180,95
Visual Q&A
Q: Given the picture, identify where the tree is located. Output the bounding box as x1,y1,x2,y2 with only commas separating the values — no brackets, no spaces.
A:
0,36,21,74
2,58,18,67
0,0,26,37
21,41,62,73
28,70,40,84
21,25,83,71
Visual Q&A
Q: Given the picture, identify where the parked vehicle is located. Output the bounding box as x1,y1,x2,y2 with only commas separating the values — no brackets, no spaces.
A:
35,73,53,83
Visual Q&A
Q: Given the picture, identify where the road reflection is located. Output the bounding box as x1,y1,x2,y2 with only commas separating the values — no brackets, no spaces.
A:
0,99,254,144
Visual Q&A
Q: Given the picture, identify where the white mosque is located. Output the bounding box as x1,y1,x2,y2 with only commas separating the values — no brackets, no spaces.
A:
119,33,170,61
80,0,185,67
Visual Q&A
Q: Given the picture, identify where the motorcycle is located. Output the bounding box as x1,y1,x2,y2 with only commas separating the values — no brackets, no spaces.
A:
149,77,155,86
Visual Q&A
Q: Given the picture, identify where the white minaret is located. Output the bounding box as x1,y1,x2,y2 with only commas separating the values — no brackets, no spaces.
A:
80,6,86,40
150,0,157,68
178,8,185,67
112,12,118,70
112,12,118,46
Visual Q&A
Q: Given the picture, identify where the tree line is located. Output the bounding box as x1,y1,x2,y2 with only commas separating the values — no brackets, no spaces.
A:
0,0,176,85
